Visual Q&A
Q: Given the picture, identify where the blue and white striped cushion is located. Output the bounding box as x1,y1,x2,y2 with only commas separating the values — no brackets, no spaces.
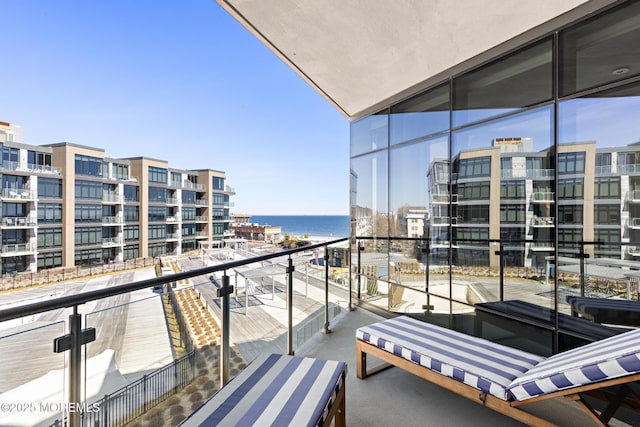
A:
508,328,640,401
356,316,544,400
180,353,346,427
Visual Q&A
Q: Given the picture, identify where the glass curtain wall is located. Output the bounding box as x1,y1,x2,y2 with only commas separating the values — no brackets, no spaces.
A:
350,1,640,353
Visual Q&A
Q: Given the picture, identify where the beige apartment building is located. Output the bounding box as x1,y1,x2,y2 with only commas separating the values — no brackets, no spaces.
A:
0,122,234,276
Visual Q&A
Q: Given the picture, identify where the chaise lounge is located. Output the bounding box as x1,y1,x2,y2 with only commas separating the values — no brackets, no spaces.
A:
356,315,640,427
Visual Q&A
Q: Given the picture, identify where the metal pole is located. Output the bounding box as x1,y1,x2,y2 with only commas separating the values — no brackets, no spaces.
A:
322,248,331,334
348,242,354,311
219,272,233,386
357,243,363,300
69,306,82,427
287,256,295,355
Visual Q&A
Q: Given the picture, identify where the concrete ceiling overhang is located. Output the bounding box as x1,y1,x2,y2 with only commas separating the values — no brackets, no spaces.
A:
217,0,616,121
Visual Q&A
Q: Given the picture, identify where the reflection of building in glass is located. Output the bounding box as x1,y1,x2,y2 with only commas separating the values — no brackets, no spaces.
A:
426,138,640,270
229,214,281,243
0,122,234,276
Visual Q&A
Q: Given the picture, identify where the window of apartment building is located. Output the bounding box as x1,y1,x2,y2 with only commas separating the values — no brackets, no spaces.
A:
595,153,611,172
148,186,168,203
2,229,27,245
124,205,139,222
558,228,583,246
2,257,29,275
456,157,491,179
453,38,552,127
212,208,225,220
38,228,62,248
148,166,167,184
38,252,62,269
2,175,26,190
148,224,166,240
182,207,196,221
75,205,102,223
558,178,584,199
455,249,489,267
594,177,621,199
38,178,62,198
2,147,18,168
558,205,583,224
75,227,101,246
390,83,450,145
171,172,182,187
124,225,139,241
558,152,585,175
112,163,129,180
38,203,62,223
351,110,388,156
182,190,196,204
594,229,622,258
457,205,489,224
148,206,168,222
2,202,26,218
454,227,489,243
75,248,101,266
27,151,51,168
75,180,102,200
619,152,640,167
500,205,525,224
212,176,225,191
500,181,525,199
123,245,139,260
594,204,621,225
182,223,196,236
457,182,491,201
212,193,225,205
211,223,224,235
123,185,139,202
148,242,166,257
75,154,104,177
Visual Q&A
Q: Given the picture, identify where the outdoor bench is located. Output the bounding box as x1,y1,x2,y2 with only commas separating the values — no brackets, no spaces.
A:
180,353,347,427
357,315,640,426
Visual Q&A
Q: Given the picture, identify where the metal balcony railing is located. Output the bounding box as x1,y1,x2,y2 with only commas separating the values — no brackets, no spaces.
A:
0,237,349,426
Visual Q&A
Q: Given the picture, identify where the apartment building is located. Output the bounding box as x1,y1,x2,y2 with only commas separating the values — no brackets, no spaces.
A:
0,124,234,276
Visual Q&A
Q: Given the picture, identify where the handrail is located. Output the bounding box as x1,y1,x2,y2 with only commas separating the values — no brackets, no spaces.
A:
0,237,349,323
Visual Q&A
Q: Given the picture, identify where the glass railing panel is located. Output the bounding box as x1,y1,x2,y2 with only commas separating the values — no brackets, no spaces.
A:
356,238,389,312
0,320,67,426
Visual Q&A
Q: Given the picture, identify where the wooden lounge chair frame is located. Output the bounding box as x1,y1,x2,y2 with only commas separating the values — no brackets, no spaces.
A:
357,336,640,427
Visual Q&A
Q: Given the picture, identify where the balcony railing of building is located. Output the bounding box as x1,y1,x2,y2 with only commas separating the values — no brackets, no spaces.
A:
1,188,36,200
182,181,204,191
102,216,123,225
224,185,235,194
628,218,640,229
102,194,123,204
195,199,208,206
166,215,180,223
501,169,554,179
430,194,457,204
531,191,554,202
166,197,179,205
1,161,62,176
1,216,37,227
194,216,208,222
0,237,349,427
618,164,640,175
1,242,37,254
102,237,123,246
627,190,640,202
530,216,554,227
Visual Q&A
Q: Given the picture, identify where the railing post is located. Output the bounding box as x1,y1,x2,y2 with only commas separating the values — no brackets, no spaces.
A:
218,271,233,386
357,243,363,300
322,247,332,334
287,256,295,355
69,307,82,427
494,243,505,302
348,242,354,311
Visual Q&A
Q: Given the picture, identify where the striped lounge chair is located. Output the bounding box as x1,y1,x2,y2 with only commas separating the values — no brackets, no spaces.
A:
180,353,346,427
356,316,640,427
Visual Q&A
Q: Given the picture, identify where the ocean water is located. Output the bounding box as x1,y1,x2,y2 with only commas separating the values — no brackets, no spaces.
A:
251,215,349,238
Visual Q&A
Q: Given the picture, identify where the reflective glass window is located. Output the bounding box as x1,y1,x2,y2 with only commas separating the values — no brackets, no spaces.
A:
350,151,388,237
351,111,388,157
453,38,552,127
560,1,640,96
390,84,449,145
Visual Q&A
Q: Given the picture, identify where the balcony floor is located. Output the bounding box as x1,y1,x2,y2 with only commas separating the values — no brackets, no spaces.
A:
296,307,637,427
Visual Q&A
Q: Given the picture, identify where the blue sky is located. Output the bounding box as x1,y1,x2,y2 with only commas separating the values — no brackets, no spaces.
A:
1,1,350,215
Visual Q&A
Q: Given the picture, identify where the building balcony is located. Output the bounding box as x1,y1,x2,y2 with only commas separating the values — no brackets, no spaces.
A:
166,215,181,223
1,237,638,427
628,246,640,256
530,191,554,203
618,164,640,175
194,216,208,222
530,216,554,227
627,190,640,203
166,197,179,205
166,232,181,241
194,231,208,238
183,181,205,191
1,242,37,255
529,241,555,251
501,169,554,179
431,194,458,204
102,194,123,204
195,199,208,206
628,218,640,229
1,216,37,228
1,188,36,201
1,161,62,176
102,216,123,225
224,185,235,195
431,216,455,226
102,237,123,246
